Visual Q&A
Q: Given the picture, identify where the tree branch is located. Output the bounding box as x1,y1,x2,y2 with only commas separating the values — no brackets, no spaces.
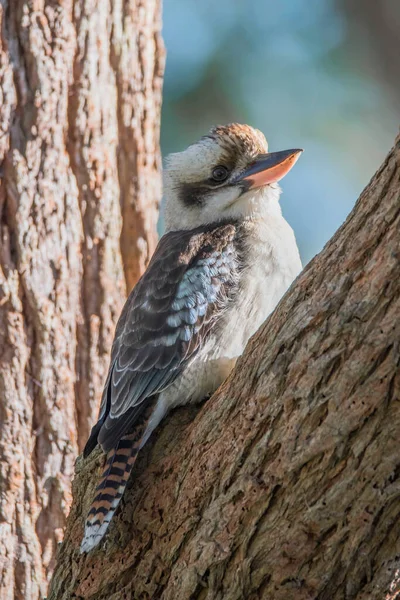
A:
49,135,400,600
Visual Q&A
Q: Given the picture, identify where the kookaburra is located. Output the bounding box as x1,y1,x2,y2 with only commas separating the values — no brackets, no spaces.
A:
80,123,302,553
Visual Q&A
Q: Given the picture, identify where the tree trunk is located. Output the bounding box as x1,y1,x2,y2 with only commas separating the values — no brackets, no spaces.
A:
0,2,164,599
48,134,400,600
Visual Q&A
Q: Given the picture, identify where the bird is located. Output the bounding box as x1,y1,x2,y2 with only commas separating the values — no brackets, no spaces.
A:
80,123,303,553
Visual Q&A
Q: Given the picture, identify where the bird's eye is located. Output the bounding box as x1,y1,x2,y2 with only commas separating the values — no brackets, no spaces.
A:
211,165,229,182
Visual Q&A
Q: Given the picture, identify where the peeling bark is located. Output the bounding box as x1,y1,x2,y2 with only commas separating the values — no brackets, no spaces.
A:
49,135,400,600
0,1,164,598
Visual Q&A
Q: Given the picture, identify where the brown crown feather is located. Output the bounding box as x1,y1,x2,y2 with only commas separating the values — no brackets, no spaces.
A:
206,123,268,158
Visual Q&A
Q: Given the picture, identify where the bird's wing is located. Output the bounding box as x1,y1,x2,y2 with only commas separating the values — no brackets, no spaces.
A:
91,223,239,452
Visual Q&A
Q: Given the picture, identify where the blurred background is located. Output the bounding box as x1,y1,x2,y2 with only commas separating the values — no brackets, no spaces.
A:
161,0,399,264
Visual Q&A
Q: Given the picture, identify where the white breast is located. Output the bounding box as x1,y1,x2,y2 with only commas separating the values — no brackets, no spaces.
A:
214,213,302,361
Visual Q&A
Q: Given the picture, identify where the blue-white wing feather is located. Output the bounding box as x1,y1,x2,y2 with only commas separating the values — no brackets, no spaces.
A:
84,223,240,454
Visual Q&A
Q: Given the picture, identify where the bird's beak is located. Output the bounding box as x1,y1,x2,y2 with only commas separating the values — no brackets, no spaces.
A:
238,149,303,189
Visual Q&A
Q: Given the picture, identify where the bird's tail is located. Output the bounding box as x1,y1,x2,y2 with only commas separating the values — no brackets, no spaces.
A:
80,431,141,553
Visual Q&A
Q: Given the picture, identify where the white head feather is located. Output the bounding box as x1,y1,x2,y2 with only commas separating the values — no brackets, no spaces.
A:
163,124,282,232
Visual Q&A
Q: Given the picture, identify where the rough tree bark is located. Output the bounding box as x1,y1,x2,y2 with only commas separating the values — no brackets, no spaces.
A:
0,1,164,598
48,135,400,600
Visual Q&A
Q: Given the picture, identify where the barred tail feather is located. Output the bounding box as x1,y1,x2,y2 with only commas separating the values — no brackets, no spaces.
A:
80,433,139,553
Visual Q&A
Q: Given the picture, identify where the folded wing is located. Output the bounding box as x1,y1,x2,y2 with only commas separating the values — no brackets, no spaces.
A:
84,223,240,454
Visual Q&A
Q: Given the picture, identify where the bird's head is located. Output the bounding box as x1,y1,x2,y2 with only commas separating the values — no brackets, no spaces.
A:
163,123,302,231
